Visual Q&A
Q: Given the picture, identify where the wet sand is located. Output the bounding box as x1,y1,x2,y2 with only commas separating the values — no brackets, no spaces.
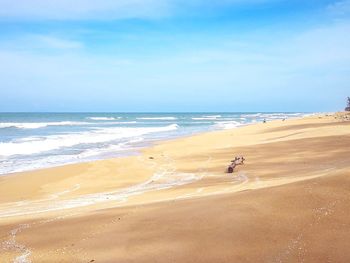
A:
1,112,350,262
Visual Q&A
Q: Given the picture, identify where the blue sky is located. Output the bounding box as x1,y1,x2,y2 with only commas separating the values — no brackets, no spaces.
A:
0,0,349,112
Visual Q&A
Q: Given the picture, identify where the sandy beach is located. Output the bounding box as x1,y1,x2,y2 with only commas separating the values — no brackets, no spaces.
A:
1,112,350,263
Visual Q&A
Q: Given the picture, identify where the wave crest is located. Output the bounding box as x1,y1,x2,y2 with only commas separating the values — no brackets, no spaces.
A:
136,117,177,120
0,124,179,157
214,121,242,129
0,121,88,129
87,117,121,121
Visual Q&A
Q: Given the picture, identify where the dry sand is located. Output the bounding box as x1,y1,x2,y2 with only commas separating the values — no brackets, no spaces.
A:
1,112,350,262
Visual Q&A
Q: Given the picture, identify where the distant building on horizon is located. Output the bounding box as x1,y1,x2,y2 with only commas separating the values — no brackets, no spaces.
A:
346,97,350,111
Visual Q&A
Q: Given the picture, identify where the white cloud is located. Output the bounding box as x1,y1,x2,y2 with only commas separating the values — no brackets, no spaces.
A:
0,0,172,20
0,0,280,20
32,35,83,49
159,19,350,73
277,21,350,69
0,14,349,111
0,34,83,51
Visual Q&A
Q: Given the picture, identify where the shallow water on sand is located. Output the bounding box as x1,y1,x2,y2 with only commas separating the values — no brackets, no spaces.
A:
0,112,306,174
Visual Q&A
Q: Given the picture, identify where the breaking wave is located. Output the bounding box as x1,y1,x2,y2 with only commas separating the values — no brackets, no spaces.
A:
87,117,122,121
192,115,222,120
213,121,242,129
0,124,179,157
136,117,178,120
0,121,88,129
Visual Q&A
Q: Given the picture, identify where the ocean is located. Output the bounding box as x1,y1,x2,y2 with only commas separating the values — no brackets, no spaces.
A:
0,112,306,175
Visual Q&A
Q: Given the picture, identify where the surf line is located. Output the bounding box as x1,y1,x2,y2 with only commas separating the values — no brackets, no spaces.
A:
1,224,31,263
0,171,201,218
1,213,79,263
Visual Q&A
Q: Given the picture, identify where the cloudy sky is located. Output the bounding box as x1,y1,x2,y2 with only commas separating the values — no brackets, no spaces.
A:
0,0,349,112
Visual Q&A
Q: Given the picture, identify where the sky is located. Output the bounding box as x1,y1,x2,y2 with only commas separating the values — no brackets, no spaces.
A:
0,0,349,112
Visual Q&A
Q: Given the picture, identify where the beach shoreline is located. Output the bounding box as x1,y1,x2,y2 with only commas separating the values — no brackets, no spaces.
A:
1,112,350,262
0,112,308,176
0,112,314,178
0,113,316,205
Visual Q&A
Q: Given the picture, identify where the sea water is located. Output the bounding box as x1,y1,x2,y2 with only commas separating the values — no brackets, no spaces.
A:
0,112,306,175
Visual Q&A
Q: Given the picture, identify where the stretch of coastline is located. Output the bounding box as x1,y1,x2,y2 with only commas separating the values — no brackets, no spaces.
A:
1,112,350,262
0,112,305,175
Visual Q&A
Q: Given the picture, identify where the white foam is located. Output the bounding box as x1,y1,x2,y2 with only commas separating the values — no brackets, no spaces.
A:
137,117,178,120
0,121,88,129
192,115,221,120
0,137,146,174
74,143,129,159
0,154,86,174
1,224,31,263
214,121,242,129
14,250,31,263
0,169,199,218
90,121,138,125
241,113,304,119
0,124,178,157
87,117,121,121
114,121,137,124
203,115,221,118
